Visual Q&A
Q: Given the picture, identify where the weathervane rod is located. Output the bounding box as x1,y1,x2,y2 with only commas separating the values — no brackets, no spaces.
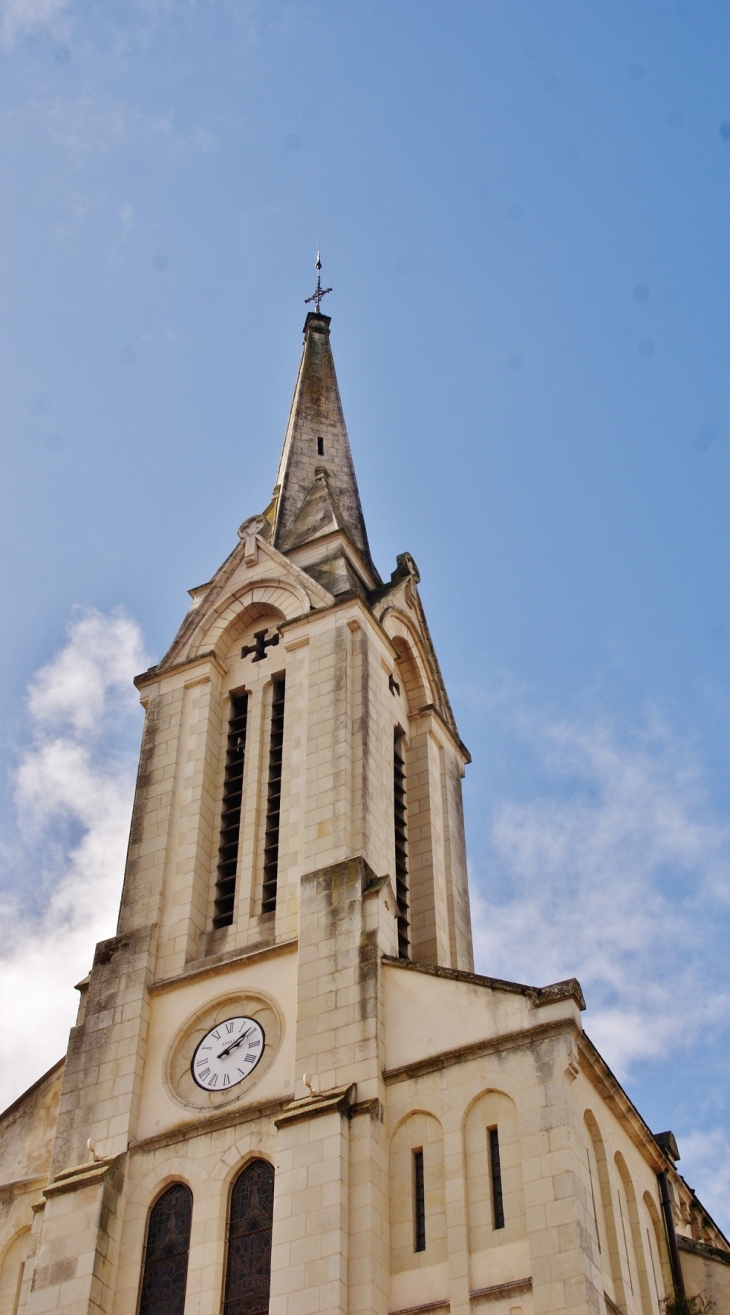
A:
305,248,332,313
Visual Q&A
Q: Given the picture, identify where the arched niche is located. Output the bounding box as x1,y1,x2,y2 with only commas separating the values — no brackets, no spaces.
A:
381,610,433,713
389,1111,447,1273
643,1189,671,1307
191,580,310,662
614,1151,653,1315
0,1228,30,1315
464,1090,526,1256
220,605,287,665
584,1110,626,1310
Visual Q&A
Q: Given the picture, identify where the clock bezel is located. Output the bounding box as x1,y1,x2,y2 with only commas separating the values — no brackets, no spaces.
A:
190,1015,266,1092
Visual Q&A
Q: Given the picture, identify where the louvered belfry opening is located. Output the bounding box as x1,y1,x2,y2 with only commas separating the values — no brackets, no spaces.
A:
261,677,286,914
394,728,410,958
213,693,249,929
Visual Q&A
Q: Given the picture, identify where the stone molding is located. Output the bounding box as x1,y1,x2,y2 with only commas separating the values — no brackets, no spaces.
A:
677,1234,730,1267
469,1277,532,1302
44,1156,117,1198
128,1096,289,1155
148,936,298,995
382,1015,578,1085
274,1083,356,1129
381,954,585,1009
389,1300,450,1315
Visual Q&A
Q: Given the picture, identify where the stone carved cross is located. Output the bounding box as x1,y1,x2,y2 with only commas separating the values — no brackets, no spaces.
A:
241,629,280,663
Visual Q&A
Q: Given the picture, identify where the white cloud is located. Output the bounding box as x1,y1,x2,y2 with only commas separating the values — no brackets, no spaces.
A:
470,708,730,1076
0,608,148,1110
0,0,70,47
680,1128,730,1233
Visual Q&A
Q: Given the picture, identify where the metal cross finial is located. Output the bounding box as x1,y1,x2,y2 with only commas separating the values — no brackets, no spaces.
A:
305,249,332,313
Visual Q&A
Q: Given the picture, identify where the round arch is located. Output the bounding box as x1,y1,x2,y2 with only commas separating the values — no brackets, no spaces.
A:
190,579,311,660
380,608,434,711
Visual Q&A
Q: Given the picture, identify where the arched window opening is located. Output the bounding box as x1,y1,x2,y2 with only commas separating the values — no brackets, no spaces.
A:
138,1183,193,1315
390,1112,447,1274
488,1126,505,1230
464,1091,526,1262
223,1159,275,1315
261,679,286,915
213,693,249,929
393,728,410,958
0,1228,30,1315
615,1152,654,1315
584,1111,626,1310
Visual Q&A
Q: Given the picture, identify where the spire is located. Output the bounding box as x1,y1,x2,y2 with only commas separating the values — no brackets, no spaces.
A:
272,292,377,581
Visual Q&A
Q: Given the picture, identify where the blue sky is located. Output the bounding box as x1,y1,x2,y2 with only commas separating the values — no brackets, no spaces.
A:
1,0,730,1228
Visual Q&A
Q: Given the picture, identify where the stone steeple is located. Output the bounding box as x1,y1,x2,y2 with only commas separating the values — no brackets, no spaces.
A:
272,311,380,585
0,293,728,1315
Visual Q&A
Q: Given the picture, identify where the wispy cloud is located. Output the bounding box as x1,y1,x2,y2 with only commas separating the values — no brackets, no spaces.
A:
0,0,70,47
0,608,148,1110
470,706,730,1074
680,1128,730,1233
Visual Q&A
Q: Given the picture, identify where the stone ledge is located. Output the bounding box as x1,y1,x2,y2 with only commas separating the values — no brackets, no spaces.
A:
274,1084,356,1128
129,1096,289,1154
0,1174,47,1198
149,937,298,995
381,956,585,1010
604,1294,622,1315
677,1234,730,1266
389,1300,450,1315
470,1277,532,1303
45,1157,116,1197
134,648,227,689
383,1017,578,1085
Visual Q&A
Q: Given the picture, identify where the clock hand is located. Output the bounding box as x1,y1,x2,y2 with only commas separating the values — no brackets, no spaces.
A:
217,1028,254,1060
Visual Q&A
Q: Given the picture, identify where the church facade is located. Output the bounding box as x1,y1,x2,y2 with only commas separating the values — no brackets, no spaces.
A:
0,307,729,1315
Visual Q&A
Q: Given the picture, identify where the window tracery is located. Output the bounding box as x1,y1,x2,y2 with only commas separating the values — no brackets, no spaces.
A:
223,1159,275,1315
138,1183,193,1315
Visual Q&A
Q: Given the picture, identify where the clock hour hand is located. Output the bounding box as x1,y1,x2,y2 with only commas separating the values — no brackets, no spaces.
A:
217,1028,253,1060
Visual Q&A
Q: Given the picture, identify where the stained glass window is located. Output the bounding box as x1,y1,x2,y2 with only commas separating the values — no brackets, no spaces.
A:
223,1159,275,1315
138,1183,193,1315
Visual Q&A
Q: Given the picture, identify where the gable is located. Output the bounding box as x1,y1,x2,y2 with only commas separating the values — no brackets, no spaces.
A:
0,1059,64,1188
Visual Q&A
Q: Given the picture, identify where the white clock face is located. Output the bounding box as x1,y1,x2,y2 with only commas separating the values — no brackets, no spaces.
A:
190,1016,265,1092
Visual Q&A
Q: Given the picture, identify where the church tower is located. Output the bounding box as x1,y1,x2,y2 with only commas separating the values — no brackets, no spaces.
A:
0,291,728,1315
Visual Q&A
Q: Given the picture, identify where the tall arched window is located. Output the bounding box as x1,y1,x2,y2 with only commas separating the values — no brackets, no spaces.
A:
223,1159,275,1315
138,1183,193,1315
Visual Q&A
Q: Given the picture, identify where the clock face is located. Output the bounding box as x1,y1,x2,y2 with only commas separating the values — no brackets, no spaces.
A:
190,1016,265,1092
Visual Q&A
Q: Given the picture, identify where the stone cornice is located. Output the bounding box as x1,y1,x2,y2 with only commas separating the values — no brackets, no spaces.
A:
134,648,227,691
128,1096,290,1155
382,955,585,1010
149,937,297,995
45,1157,117,1197
0,1174,47,1198
677,1234,730,1267
577,1031,671,1172
382,1016,577,1085
470,1277,532,1303
274,1084,356,1129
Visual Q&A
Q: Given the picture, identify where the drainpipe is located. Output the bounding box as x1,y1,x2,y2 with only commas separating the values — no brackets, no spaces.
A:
657,1169,685,1300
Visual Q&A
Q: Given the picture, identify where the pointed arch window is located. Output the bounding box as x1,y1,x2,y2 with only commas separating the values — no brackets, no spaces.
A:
222,1159,275,1315
138,1183,193,1315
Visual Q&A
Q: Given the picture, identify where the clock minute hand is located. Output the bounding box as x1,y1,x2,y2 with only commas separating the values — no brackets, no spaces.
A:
217,1028,253,1060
